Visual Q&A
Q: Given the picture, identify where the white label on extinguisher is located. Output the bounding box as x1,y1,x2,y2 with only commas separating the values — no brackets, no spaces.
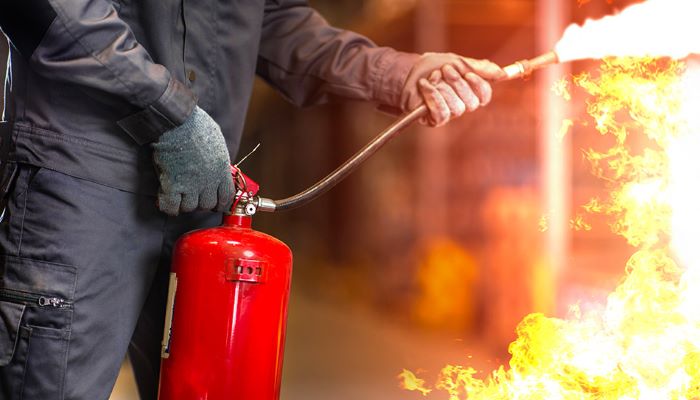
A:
161,273,178,359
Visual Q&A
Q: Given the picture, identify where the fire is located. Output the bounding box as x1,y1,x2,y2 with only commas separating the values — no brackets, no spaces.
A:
557,119,574,142
556,0,700,63
402,57,700,399
577,0,615,6
569,214,592,232
552,79,572,101
539,215,549,233
399,369,432,396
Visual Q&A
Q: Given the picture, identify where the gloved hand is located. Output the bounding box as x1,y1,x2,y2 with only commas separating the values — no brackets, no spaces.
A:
152,106,235,216
402,53,506,127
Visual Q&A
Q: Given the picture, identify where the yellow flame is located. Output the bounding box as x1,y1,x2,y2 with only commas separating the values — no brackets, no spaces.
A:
556,0,700,63
569,215,592,232
553,78,572,101
402,57,700,399
557,119,575,142
399,369,432,396
538,215,549,232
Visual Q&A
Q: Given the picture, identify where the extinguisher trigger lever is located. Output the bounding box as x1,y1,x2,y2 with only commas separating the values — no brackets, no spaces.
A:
230,165,260,197
228,165,277,215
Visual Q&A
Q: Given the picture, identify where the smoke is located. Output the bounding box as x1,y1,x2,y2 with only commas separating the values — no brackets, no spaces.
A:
555,0,700,62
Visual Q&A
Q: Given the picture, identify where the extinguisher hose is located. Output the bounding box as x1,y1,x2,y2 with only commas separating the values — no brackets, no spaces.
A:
263,52,560,212
270,105,427,212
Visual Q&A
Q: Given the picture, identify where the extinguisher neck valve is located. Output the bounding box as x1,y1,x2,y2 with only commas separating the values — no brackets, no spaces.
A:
232,197,276,216
231,199,255,217
223,213,252,228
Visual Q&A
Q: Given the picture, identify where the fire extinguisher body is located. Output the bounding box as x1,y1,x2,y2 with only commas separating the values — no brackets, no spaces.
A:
158,214,293,400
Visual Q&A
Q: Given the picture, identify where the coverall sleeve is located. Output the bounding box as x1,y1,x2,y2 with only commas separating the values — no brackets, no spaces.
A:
257,0,420,109
0,0,196,144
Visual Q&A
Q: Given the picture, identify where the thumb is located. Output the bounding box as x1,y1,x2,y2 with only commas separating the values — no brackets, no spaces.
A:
461,58,507,81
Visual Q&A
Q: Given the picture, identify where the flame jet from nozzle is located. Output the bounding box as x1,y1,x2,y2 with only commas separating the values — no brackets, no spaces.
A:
554,0,700,62
502,51,560,80
502,0,700,79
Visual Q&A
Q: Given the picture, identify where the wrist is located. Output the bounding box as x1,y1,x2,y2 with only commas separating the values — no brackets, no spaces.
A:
118,76,198,145
373,49,420,110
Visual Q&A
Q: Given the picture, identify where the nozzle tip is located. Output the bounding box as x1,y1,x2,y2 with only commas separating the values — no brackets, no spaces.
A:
502,51,560,80
503,62,528,80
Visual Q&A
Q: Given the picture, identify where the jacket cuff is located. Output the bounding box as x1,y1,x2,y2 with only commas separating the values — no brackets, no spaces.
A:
117,77,197,145
372,49,420,109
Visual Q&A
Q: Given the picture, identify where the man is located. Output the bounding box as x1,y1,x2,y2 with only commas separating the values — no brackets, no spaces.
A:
0,1,504,399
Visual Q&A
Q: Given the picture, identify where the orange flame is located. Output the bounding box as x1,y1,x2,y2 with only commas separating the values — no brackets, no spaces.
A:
413,239,478,332
402,57,700,399
577,0,615,6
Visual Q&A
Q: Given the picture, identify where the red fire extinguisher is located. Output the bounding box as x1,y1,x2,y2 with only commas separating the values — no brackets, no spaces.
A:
157,105,427,400
156,106,428,400
157,164,293,399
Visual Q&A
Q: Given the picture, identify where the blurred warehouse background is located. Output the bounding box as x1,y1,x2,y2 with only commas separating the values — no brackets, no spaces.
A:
0,0,642,399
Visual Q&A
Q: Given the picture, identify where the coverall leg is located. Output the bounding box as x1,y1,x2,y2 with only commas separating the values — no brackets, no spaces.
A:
0,163,219,400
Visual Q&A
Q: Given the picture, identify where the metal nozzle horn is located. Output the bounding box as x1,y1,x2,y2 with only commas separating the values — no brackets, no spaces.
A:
502,51,559,80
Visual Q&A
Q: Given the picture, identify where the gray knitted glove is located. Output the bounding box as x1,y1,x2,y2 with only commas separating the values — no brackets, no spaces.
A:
152,106,235,216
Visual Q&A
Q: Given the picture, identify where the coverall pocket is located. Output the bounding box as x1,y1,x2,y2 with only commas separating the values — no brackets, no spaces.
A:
0,162,18,224
0,255,76,400
0,163,43,260
16,325,71,400
0,300,24,366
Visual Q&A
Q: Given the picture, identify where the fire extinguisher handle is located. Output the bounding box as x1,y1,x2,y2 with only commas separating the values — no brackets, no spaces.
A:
266,105,427,212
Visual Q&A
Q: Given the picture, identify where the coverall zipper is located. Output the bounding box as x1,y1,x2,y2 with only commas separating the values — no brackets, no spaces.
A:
0,288,73,309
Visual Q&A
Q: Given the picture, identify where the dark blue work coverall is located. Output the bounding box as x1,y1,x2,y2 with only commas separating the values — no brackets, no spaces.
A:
0,0,418,399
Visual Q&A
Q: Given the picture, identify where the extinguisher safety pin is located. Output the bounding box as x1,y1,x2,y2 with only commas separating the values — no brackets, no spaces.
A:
234,143,261,168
